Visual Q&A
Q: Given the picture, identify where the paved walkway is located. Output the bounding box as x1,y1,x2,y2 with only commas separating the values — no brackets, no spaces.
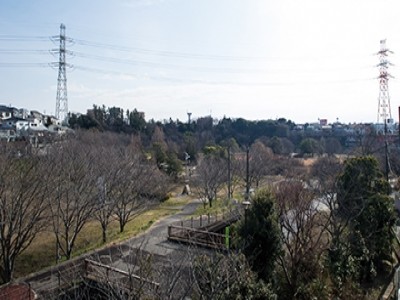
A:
126,198,203,256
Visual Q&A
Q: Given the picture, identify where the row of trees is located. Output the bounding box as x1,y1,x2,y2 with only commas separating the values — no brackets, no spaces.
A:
0,131,169,283
69,105,367,159
68,105,400,187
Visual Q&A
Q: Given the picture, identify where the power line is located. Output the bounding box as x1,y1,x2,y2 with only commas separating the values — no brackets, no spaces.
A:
0,34,384,64
73,38,270,62
0,35,49,41
0,34,378,73
71,50,276,74
0,32,383,87
72,37,374,63
0,49,49,54
0,63,49,68
74,64,374,86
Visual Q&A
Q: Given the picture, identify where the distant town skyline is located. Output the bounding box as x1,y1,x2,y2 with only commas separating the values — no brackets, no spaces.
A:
1,0,400,124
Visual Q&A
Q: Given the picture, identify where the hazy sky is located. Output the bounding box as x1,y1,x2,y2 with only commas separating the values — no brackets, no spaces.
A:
1,0,400,124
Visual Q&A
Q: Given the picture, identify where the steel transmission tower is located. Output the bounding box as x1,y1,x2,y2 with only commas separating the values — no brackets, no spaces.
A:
55,24,68,124
376,39,394,180
377,39,393,125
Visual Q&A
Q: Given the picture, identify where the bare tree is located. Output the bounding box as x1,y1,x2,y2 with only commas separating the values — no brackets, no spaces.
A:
48,140,98,261
155,248,195,300
274,180,331,299
350,127,380,156
227,152,243,200
237,141,273,191
270,156,307,180
193,155,227,208
249,141,274,187
95,177,117,244
113,149,167,233
309,156,343,195
0,145,48,283
77,131,147,243
92,145,121,244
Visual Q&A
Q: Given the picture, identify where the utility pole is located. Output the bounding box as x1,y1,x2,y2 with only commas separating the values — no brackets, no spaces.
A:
377,39,393,181
55,24,69,124
227,146,231,201
245,146,250,200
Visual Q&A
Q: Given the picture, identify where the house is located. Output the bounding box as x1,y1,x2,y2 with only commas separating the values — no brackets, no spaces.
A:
16,118,48,134
45,115,61,126
0,117,24,129
16,108,30,120
15,120,30,132
0,105,18,120
30,110,44,122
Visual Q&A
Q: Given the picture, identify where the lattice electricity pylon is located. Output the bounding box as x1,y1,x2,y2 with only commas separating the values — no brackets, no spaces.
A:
377,39,393,126
376,39,395,181
54,24,69,124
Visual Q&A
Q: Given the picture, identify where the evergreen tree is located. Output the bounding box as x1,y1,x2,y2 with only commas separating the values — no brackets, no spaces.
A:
334,156,395,283
237,189,282,281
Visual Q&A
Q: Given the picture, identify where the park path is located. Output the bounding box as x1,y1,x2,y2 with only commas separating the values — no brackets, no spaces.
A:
120,198,203,256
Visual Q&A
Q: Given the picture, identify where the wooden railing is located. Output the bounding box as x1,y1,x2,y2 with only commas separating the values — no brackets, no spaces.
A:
168,225,227,249
84,259,160,292
171,209,241,229
167,209,240,250
24,260,86,298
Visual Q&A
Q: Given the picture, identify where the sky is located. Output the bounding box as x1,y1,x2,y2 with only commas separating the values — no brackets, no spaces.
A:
1,0,400,124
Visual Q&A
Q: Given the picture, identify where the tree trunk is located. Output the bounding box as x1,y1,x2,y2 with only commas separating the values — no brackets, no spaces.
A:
101,223,107,243
2,258,12,283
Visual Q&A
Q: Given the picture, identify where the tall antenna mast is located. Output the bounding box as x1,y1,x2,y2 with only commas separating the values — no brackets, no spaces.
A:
377,39,393,125
55,23,68,124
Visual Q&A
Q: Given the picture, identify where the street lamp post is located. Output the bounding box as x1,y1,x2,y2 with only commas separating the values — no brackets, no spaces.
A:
242,200,251,225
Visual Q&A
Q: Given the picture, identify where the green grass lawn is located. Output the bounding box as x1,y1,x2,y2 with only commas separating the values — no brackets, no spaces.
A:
14,194,193,278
